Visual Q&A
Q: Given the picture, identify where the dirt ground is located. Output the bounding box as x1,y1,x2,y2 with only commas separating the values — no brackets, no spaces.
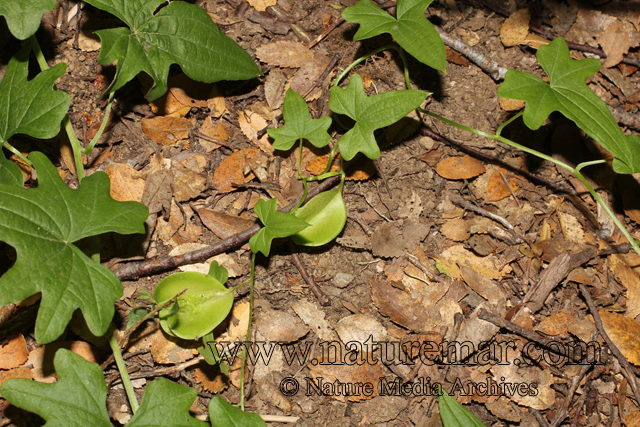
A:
2,0,640,426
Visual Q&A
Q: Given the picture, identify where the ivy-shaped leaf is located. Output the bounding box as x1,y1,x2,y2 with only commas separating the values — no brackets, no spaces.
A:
439,389,487,427
0,45,70,143
84,0,261,101
0,0,56,40
267,88,332,151
0,349,112,427
127,378,207,427
0,150,24,187
208,396,265,427
329,74,427,161
249,198,308,257
0,152,149,344
497,37,640,174
342,0,445,71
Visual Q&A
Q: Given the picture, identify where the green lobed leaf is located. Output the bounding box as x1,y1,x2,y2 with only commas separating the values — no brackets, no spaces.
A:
208,396,265,427
0,0,56,40
127,378,207,427
0,45,70,143
154,272,234,340
208,260,228,285
291,188,347,246
342,0,445,71
439,389,487,427
249,198,309,257
329,74,427,160
0,150,24,186
497,37,640,174
267,88,332,151
198,331,223,365
0,152,149,344
85,0,262,101
0,349,112,427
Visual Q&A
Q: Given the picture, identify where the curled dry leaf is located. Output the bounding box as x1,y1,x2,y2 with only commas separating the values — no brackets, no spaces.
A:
599,310,640,366
0,333,28,370
141,116,192,146
212,147,260,193
192,365,227,394
255,41,314,68
500,9,531,47
436,155,486,180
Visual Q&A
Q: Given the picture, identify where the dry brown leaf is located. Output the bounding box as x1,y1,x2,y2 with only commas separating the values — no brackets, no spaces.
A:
0,367,32,392
491,363,555,410
207,84,228,118
212,147,259,193
445,46,472,66
198,117,229,152
105,163,145,202
176,204,202,243
192,365,227,394
27,341,99,383
440,218,470,242
557,211,586,244
141,116,192,146
156,199,183,244
535,312,575,335
437,244,511,280
291,299,336,341
255,41,314,68
306,154,375,181
86,109,115,141
565,10,617,46
237,110,274,154
609,254,640,319
171,165,207,202
196,208,255,240
256,309,310,343
436,155,486,180
500,9,531,47
217,302,251,343
485,168,518,202
460,266,505,304
307,349,383,402
247,0,276,12
150,329,198,365
0,333,28,369
522,33,550,49
626,411,640,427
335,314,387,345
599,21,632,68
418,147,445,167
167,74,210,109
291,51,332,96
600,310,640,365
498,97,525,111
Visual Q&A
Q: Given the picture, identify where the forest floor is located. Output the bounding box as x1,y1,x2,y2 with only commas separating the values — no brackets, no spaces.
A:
2,0,640,426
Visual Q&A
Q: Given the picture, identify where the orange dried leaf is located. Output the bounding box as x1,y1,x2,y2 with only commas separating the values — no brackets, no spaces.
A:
212,147,259,193
600,310,640,365
141,116,192,146
485,168,518,201
0,333,28,369
105,163,145,202
500,9,530,47
436,155,485,180
440,218,470,242
255,41,314,68
306,154,375,181
599,21,631,68
208,85,228,118
247,0,276,12
193,366,227,393
445,46,471,66
195,208,256,239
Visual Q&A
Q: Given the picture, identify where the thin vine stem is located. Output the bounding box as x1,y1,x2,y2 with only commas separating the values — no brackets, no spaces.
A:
108,329,139,414
2,141,32,166
424,108,640,257
240,251,256,412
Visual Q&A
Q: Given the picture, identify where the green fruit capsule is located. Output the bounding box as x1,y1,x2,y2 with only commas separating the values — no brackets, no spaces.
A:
154,272,233,340
291,188,347,246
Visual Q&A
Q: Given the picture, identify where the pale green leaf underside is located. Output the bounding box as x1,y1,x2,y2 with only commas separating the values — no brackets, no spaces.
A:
86,0,261,101
329,74,427,160
0,45,70,142
497,37,640,174
439,390,487,427
0,152,149,343
0,349,111,427
127,378,207,427
342,0,445,71
0,0,56,39
208,396,266,427
268,89,332,151
249,198,308,256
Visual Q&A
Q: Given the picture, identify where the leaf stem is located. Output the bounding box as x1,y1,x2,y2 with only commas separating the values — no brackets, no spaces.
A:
496,111,523,137
240,252,256,412
108,328,139,414
2,141,32,166
83,92,115,154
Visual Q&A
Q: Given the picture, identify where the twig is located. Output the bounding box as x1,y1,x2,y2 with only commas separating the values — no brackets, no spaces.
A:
578,283,640,406
436,26,508,81
191,128,233,149
114,175,342,280
288,242,330,306
550,363,592,427
499,170,520,207
347,211,373,235
451,193,526,243
477,308,562,350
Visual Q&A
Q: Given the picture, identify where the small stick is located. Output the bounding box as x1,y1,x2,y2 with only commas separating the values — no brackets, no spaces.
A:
499,170,521,207
549,363,592,427
477,308,560,350
578,283,640,406
436,26,508,81
191,129,233,149
347,211,373,235
451,194,526,243
288,242,330,306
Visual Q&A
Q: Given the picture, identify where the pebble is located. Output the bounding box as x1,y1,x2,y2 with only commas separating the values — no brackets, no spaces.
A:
333,272,354,288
